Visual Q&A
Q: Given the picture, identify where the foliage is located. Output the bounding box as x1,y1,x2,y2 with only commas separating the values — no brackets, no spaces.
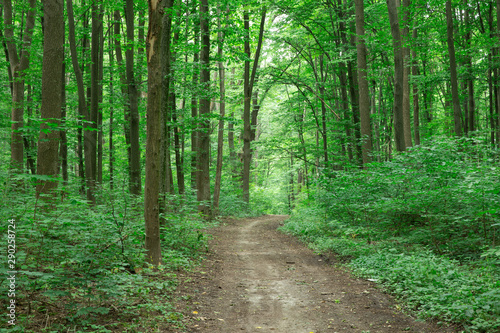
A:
281,137,500,331
0,173,209,331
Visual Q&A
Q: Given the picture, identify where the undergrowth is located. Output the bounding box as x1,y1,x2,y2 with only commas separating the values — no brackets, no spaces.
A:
281,136,500,332
0,175,214,332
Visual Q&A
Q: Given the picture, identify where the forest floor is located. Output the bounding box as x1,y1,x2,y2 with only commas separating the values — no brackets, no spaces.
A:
170,215,462,333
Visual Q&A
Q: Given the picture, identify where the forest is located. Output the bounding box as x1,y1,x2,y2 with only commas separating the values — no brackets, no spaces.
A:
0,0,499,331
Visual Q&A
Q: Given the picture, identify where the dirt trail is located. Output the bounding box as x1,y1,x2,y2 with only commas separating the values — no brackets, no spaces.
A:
174,215,459,332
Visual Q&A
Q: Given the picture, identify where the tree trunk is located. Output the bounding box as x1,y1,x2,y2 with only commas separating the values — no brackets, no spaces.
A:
446,0,463,136
144,0,168,267
36,0,64,198
387,0,406,151
126,0,142,195
213,3,226,214
4,0,37,173
191,19,200,190
60,59,68,186
197,0,211,217
67,0,88,195
113,10,131,174
354,0,372,165
108,19,115,190
160,0,175,198
171,30,185,195
412,28,421,145
242,7,266,204
402,0,413,147
464,2,474,134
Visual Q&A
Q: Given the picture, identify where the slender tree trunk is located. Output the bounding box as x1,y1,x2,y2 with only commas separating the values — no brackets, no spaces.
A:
412,28,421,145
144,0,169,267
464,2,474,133
126,0,141,195
171,30,185,195
354,0,372,165
60,59,68,186
191,19,199,189
213,3,226,214
108,20,115,190
242,7,266,204
402,0,413,147
347,21,362,162
36,0,64,198
446,0,463,136
113,10,131,173
97,6,104,185
197,0,211,217
68,0,91,197
4,0,36,173
160,0,175,197
387,0,406,151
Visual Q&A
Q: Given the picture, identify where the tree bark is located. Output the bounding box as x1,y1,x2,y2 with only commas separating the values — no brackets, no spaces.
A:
446,0,463,136
402,0,413,147
191,14,200,190
412,28,421,145
242,7,266,204
36,0,64,198
67,0,90,196
144,0,167,266
354,0,372,165
197,0,211,217
4,0,37,172
125,0,142,195
387,0,406,151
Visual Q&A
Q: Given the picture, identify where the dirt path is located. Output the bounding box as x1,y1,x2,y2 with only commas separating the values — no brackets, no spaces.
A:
173,215,459,332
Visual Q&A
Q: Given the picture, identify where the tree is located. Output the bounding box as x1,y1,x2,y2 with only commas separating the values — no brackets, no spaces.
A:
144,0,169,266
446,0,462,136
36,0,64,198
125,0,141,195
213,2,227,214
242,6,266,204
4,0,36,173
354,0,372,165
387,0,406,151
196,0,211,216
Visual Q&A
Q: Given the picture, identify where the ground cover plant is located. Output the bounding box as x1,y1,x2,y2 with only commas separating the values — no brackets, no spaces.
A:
0,174,214,332
281,137,500,332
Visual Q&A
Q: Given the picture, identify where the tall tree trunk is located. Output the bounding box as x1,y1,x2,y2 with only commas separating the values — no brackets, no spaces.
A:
464,2,474,133
191,19,200,189
213,3,226,214
402,0,413,147
68,0,90,196
108,19,115,190
60,59,68,186
113,10,131,174
36,0,64,198
160,0,175,197
85,0,101,204
347,20,362,163
171,31,185,195
97,6,104,185
242,7,266,204
126,0,141,195
354,0,372,165
4,0,37,173
197,0,211,217
412,28,421,145
387,0,406,151
446,0,463,136
144,0,169,267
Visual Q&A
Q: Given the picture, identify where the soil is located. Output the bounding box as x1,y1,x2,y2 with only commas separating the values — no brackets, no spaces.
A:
172,215,462,333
